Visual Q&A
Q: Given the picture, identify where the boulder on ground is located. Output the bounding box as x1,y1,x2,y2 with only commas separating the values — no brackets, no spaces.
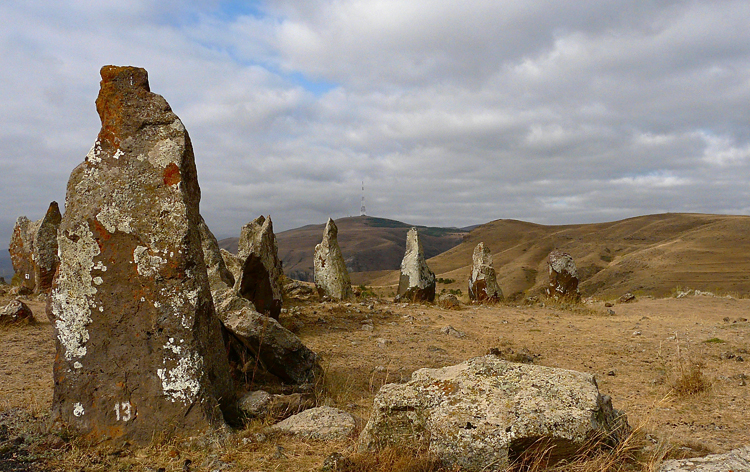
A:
198,218,322,386
271,406,355,439
437,293,460,309
313,219,352,300
47,65,234,444
235,216,284,319
0,299,35,325
396,228,436,302
468,242,503,302
32,202,62,294
9,216,38,294
546,250,580,300
358,355,628,471
658,445,750,472
238,390,314,420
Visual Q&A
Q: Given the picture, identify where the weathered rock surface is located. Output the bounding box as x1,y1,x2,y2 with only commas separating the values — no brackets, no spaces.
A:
468,242,502,302
198,219,321,385
396,228,436,302
658,446,750,471
235,216,284,319
271,406,355,439
33,202,62,293
0,299,35,325
546,250,580,300
314,219,352,300
47,65,234,444
437,293,460,309
238,390,314,420
358,355,628,471
9,216,38,294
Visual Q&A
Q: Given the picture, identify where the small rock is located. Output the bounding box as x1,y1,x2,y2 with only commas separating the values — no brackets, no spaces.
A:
437,293,461,309
604,302,613,307
0,299,35,325
607,309,616,315
322,452,350,471
607,370,617,376
238,390,273,418
618,293,636,304
361,324,374,332
375,338,392,347
270,406,355,439
440,325,465,338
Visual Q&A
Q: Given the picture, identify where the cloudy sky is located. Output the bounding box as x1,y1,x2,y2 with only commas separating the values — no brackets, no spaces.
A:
2,1,750,257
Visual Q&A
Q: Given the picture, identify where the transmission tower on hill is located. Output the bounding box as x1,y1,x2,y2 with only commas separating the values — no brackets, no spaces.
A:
360,181,366,216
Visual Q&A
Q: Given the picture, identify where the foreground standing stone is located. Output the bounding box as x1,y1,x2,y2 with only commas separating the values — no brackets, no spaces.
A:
658,445,750,471
235,216,284,319
396,228,436,302
9,216,38,294
546,250,580,300
468,242,503,302
358,355,628,471
48,66,234,444
313,219,352,300
33,202,62,293
198,218,322,385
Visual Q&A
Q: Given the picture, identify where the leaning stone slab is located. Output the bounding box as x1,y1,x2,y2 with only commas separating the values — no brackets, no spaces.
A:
358,355,628,471
271,406,355,439
658,446,750,471
47,65,234,444
396,227,436,302
468,242,502,302
235,216,284,319
314,218,352,300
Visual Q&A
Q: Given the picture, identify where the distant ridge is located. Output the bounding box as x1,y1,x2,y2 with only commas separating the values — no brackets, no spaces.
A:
218,215,467,282
362,213,750,299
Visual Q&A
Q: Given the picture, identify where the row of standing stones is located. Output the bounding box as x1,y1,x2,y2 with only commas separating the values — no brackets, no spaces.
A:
2,65,683,471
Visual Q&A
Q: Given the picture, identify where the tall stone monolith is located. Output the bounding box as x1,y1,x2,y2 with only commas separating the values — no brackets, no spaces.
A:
314,218,352,300
396,227,436,302
47,65,234,444
468,242,503,302
546,250,580,300
235,215,284,319
33,201,62,293
9,216,38,294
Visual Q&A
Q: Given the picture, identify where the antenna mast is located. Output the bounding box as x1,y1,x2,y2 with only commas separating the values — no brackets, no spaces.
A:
360,181,366,216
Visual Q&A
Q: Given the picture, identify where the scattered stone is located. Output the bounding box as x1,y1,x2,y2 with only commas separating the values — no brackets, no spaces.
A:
48,65,234,444
395,228,436,303
238,391,314,420
437,293,460,309
607,309,616,316
607,370,617,376
618,293,636,304
0,300,35,325
235,216,284,320
283,277,318,301
271,406,355,440
658,445,750,472
322,452,351,471
358,356,628,471
375,338,392,347
468,242,503,302
440,325,465,338
546,250,580,300
361,324,374,332
238,390,273,418
487,347,535,364
604,302,613,307
314,219,353,300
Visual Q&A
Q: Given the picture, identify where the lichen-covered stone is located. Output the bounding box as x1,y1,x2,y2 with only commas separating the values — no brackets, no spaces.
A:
9,216,39,294
235,215,284,319
358,355,628,471
198,219,321,385
468,242,502,302
314,219,352,300
33,202,62,293
0,299,35,325
271,406,355,439
396,228,436,302
658,446,750,471
47,65,234,444
546,250,580,300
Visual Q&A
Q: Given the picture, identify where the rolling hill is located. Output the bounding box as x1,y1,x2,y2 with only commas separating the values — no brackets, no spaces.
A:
361,213,750,299
218,216,467,282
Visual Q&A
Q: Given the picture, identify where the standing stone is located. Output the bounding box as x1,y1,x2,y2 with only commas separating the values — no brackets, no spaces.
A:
9,216,38,294
313,219,352,300
235,216,284,320
396,228,436,302
47,65,234,444
468,242,503,302
0,299,35,325
546,250,580,300
33,202,62,294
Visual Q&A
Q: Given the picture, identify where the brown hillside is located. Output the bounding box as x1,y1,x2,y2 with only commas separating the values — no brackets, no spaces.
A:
219,216,466,282
363,213,750,299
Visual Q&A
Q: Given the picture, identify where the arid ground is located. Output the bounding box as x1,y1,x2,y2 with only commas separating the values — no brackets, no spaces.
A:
1,291,748,471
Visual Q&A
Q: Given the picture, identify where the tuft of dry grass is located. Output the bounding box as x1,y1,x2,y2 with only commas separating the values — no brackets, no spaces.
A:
671,361,711,396
333,445,451,472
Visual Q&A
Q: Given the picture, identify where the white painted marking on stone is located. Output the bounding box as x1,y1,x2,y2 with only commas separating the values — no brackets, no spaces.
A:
114,402,132,421
24,274,29,280
73,403,84,417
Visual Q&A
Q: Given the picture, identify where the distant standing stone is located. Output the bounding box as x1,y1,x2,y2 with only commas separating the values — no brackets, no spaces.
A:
48,65,234,444
468,242,503,302
546,250,580,300
33,202,62,294
0,299,35,325
235,215,284,319
396,228,436,302
9,216,38,294
314,218,353,300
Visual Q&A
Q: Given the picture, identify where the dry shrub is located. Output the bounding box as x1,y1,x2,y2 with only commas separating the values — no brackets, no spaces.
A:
671,361,711,396
336,446,450,472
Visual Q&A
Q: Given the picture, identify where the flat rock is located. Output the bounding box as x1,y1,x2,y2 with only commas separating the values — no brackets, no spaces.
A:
314,219,352,300
658,446,750,471
271,406,355,439
358,355,628,471
396,228,436,302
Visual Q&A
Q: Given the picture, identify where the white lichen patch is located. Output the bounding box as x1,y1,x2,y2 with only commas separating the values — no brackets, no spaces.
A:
156,340,203,404
96,205,134,234
147,137,183,169
113,148,125,159
133,246,167,277
85,141,102,164
73,402,85,417
73,361,83,369
51,223,100,361
93,276,103,285
94,261,107,272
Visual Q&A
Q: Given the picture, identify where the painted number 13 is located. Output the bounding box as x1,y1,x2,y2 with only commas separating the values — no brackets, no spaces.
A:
114,402,132,422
